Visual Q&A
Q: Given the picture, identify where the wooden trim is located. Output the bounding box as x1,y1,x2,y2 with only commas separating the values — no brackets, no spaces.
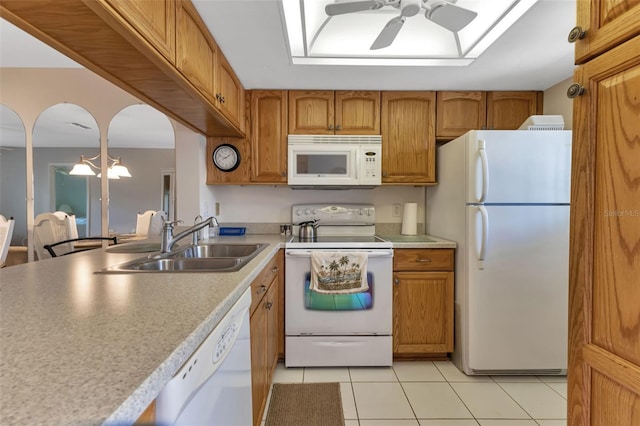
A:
584,344,640,395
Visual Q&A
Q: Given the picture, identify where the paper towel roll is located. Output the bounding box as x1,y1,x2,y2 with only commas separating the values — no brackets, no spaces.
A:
401,202,418,235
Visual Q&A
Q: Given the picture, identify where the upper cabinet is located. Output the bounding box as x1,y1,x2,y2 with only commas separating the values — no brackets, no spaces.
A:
436,91,543,140
103,0,176,64
573,0,640,64
250,90,288,183
381,91,436,185
216,52,245,132
288,90,380,135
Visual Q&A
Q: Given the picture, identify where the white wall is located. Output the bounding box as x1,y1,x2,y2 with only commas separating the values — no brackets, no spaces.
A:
543,77,574,129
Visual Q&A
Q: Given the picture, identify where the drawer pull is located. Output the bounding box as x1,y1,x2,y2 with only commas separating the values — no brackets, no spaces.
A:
271,267,279,273
256,285,267,295
416,258,432,263
265,302,273,310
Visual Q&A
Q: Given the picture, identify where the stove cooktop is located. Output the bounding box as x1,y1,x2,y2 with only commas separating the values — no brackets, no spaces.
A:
286,235,393,249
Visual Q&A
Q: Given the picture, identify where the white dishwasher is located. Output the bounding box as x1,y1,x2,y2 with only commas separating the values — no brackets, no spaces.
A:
155,288,252,425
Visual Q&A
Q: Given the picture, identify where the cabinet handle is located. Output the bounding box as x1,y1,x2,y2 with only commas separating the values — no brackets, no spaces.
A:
567,26,586,43
383,172,388,177
221,96,226,104
328,124,334,130
265,302,273,310
336,124,342,130
281,171,286,177
394,278,400,285
271,267,279,273
416,258,432,263
566,83,585,98
256,285,267,295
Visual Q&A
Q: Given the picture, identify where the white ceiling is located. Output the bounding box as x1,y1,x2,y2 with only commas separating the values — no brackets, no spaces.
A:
0,0,576,91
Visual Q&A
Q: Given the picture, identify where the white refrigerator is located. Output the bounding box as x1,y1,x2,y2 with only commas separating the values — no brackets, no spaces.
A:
426,130,572,375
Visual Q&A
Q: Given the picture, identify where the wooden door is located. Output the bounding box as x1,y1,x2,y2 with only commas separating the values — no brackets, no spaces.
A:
104,0,176,63
265,278,278,380
250,90,288,183
250,300,267,426
288,90,334,134
335,90,380,134
216,51,245,132
393,271,454,353
381,91,436,184
574,0,640,64
486,91,541,130
568,35,640,426
176,0,217,104
436,91,486,140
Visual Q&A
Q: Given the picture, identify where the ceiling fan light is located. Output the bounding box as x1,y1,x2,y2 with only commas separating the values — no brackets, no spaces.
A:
69,163,95,176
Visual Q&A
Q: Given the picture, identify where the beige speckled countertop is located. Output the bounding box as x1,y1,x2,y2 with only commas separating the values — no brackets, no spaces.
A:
378,234,457,248
0,234,288,426
0,232,454,425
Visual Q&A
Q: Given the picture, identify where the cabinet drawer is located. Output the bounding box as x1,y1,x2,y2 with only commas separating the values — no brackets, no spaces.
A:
393,249,454,271
250,254,279,315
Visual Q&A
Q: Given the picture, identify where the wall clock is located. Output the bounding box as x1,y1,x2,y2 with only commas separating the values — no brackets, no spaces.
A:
212,144,240,172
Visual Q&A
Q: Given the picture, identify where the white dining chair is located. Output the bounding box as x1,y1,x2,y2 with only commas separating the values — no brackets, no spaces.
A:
0,215,15,267
53,211,79,240
135,210,155,236
34,213,72,260
148,210,167,236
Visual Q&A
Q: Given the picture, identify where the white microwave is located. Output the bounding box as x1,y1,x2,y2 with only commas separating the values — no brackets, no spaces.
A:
287,135,382,187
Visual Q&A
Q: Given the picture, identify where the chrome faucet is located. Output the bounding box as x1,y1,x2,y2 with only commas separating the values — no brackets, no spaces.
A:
161,216,219,253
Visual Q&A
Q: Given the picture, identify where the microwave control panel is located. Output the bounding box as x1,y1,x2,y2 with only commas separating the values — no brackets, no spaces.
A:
360,146,381,184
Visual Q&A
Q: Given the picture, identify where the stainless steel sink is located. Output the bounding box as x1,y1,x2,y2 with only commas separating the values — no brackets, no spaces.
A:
97,243,268,273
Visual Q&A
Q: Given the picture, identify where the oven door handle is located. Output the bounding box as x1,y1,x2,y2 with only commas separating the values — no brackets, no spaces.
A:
286,250,393,258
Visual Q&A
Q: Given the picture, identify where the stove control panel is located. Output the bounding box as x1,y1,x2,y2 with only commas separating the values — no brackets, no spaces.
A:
292,203,376,225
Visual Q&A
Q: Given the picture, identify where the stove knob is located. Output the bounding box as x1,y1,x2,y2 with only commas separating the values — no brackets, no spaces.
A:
296,209,303,216
312,209,318,215
366,209,372,216
305,209,311,215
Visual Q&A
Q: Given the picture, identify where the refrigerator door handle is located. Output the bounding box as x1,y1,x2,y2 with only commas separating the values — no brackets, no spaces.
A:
478,140,489,203
477,206,488,269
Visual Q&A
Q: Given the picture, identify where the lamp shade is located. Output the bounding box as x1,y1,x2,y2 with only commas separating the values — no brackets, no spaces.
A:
111,164,132,177
69,163,96,176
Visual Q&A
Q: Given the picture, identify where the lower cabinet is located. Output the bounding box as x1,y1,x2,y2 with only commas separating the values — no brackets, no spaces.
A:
250,252,280,426
393,248,454,356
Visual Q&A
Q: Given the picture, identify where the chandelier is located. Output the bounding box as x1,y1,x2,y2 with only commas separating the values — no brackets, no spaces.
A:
69,153,132,180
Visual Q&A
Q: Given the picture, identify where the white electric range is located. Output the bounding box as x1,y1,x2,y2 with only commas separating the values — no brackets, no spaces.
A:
285,203,393,367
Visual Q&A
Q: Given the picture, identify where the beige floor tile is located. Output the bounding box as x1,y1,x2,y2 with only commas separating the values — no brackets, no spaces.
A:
545,382,567,399
433,361,493,382
303,366,351,382
403,382,473,419
393,361,446,382
352,382,415,419
535,420,567,426
350,366,398,382
360,420,420,426
341,382,358,420
537,375,567,383
271,362,303,383
450,382,530,419
477,421,538,426
419,421,479,426
497,382,566,419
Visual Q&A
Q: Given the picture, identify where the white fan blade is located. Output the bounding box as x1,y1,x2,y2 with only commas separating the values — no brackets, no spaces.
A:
370,16,405,50
325,1,379,16
426,3,478,32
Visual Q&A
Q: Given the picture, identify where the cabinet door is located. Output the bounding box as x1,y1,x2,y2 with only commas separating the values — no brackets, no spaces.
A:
381,91,436,184
104,0,176,63
288,90,335,134
436,91,486,140
335,91,380,134
393,271,454,354
265,278,279,382
216,50,245,132
251,90,288,183
568,35,640,426
250,302,267,426
486,91,541,130
574,0,640,64
176,0,217,104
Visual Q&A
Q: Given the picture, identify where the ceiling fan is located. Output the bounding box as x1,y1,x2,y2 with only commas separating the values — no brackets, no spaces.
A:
325,0,478,50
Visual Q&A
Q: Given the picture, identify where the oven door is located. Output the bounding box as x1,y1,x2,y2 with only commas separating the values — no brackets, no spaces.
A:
285,248,393,335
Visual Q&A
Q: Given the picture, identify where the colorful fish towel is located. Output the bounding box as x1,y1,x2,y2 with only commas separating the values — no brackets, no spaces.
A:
310,251,369,294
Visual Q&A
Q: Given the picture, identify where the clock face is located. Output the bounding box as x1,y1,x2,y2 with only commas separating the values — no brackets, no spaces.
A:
212,144,240,172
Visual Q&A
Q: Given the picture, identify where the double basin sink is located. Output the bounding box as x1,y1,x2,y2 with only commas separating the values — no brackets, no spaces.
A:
98,242,268,273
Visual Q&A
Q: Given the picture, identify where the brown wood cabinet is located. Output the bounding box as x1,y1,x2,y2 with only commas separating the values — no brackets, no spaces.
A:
216,51,245,131
288,90,380,135
393,248,454,356
103,0,176,63
567,26,640,426
381,91,436,184
573,0,640,64
436,91,543,140
250,253,280,426
250,90,288,183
